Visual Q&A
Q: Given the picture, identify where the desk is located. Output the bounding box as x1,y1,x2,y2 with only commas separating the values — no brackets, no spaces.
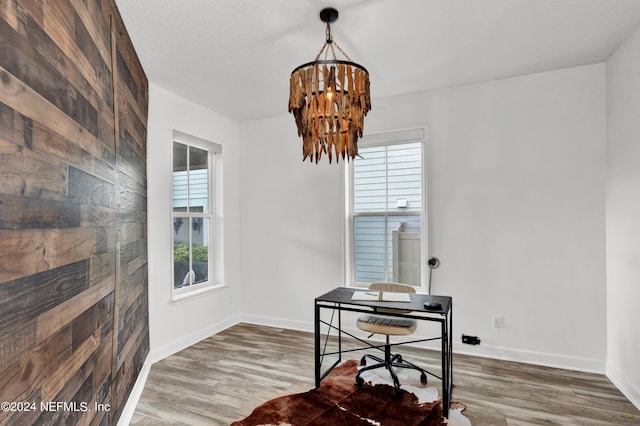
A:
314,287,453,417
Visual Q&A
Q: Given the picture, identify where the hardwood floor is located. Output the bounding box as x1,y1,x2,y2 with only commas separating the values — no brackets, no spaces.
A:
131,323,640,425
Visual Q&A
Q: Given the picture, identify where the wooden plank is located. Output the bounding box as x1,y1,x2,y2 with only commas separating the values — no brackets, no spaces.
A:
0,320,36,372
115,39,147,109
94,223,109,255
69,0,112,72
36,348,101,425
123,81,148,137
58,296,114,426
71,5,116,144
0,16,100,137
36,276,114,344
119,120,144,167
0,326,72,410
118,128,144,171
0,260,89,333
0,101,16,145
89,252,116,286
0,65,106,161
41,0,75,46
72,296,109,351
112,330,148,421
4,390,43,426
116,279,146,353
41,329,100,402
119,239,143,266
115,165,147,201
92,343,113,419
30,119,116,184
47,296,113,425
0,228,96,282
127,255,147,277
72,3,112,79
63,375,95,426
0,193,81,230
0,139,69,201
115,315,147,369
119,222,145,246
117,99,146,152
116,185,147,214
0,0,19,31
15,0,45,26
21,0,113,122
69,166,115,208
89,409,110,426
117,274,145,322
81,205,118,233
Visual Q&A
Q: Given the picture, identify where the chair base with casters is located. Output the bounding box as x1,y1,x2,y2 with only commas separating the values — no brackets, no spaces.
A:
355,323,429,394
354,281,432,395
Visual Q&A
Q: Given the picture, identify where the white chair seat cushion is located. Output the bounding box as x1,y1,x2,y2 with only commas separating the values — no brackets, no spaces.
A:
357,314,417,336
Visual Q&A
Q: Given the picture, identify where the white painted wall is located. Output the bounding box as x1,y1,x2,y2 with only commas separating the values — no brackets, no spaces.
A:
240,64,607,371
606,24,640,409
146,83,242,361
239,115,345,330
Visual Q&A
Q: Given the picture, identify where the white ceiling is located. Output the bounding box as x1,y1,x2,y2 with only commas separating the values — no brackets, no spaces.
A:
116,0,640,122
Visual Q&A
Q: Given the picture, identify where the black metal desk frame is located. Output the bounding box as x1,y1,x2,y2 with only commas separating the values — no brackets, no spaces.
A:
314,287,453,417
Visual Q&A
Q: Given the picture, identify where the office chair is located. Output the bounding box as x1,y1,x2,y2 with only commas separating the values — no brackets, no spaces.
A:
355,282,428,393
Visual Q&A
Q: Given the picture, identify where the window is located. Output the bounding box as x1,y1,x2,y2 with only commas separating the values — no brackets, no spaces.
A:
172,130,223,299
345,128,426,290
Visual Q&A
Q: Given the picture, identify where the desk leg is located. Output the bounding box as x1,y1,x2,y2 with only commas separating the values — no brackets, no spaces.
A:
314,301,320,388
442,306,453,418
337,303,342,364
448,305,453,410
441,318,448,418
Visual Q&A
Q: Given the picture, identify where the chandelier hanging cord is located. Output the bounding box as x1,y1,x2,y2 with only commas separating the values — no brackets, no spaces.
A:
315,20,354,63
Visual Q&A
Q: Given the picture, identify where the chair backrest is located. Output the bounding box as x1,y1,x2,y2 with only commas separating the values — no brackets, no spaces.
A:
369,282,415,313
369,282,416,294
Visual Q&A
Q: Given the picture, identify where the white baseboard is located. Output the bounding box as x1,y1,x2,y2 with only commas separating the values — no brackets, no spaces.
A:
451,343,605,374
239,314,606,373
148,314,242,363
607,365,640,411
117,355,152,426
240,313,313,334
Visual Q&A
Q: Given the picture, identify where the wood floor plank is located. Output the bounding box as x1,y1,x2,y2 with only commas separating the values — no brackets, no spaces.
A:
132,323,640,425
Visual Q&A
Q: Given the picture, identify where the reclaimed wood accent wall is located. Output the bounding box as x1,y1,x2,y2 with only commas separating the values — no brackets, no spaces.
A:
0,0,149,424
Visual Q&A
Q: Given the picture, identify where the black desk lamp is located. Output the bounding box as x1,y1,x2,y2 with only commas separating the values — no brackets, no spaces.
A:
425,256,442,310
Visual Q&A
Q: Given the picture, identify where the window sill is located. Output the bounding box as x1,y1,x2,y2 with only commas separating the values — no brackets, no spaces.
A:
170,282,228,305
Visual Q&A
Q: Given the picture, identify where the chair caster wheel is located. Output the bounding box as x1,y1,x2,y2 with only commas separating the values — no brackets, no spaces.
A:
395,354,403,363
420,372,428,385
360,356,367,366
355,375,364,386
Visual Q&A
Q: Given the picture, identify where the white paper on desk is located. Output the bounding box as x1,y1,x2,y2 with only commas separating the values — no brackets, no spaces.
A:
351,291,380,301
381,292,411,302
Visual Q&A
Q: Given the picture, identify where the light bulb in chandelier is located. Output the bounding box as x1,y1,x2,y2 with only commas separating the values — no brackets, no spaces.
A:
326,89,334,101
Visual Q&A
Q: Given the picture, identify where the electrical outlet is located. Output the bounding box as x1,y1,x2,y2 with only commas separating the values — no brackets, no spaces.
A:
461,334,481,345
492,315,504,328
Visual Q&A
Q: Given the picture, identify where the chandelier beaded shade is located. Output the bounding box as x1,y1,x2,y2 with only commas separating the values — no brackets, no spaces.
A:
289,7,371,163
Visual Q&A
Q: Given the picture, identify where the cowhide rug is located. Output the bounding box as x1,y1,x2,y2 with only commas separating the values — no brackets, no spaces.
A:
231,359,469,426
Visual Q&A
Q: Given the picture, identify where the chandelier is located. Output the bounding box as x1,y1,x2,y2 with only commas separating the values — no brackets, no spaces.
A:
288,7,371,163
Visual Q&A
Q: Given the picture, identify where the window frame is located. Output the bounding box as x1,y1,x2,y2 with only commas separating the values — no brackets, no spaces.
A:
343,128,428,292
170,130,225,303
